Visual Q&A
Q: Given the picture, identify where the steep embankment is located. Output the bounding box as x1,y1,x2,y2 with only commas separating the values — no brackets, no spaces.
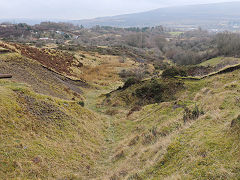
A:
177,63,240,81
0,42,87,100
0,80,104,179
0,42,104,179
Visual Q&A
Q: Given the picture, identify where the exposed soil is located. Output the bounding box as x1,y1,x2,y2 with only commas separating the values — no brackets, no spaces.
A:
181,63,240,80
186,66,213,76
0,53,87,100
12,43,76,76
186,61,240,77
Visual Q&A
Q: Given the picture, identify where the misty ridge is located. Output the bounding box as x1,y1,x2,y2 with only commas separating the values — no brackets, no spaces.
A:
73,1,240,30
1,1,240,31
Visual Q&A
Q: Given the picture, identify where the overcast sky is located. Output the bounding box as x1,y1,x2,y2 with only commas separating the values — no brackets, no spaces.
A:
0,0,239,20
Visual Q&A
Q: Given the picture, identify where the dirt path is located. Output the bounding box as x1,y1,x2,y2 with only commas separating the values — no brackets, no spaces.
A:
83,83,123,179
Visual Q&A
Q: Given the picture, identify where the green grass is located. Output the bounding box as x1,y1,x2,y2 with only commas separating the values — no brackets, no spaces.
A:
140,112,240,179
198,57,223,67
0,80,104,179
104,69,240,179
169,32,183,36
198,57,240,67
1,41,240,179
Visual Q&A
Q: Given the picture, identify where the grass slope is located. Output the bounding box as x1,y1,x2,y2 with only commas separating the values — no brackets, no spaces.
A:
101,69,240,179
0,41,140,179
198,57,240,67
1,41,240,179
0,80,104,179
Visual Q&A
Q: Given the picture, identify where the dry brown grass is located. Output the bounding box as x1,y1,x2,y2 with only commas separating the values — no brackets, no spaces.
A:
72,52,139,87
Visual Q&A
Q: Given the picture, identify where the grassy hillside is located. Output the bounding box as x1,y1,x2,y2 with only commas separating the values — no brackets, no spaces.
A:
0,41,140,179
198,57,240,67
0,41,240,179
101,69,240,179
0,80,104,179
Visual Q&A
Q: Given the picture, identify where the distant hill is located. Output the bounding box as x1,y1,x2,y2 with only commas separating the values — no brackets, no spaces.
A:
72,1,240,30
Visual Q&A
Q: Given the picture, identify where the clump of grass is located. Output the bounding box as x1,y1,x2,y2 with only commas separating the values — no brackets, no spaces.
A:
106,108,119,116
113,150,125,162
183,104,204,123
128,136,140,146
142,126,159,145
231,115,240,129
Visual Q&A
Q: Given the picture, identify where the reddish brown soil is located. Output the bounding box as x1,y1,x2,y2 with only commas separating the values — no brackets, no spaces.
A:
13,44,75,76
0,51,88,100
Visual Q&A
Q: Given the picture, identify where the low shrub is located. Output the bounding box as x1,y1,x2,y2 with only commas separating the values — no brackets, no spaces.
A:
122,77,141,89
77,101,85,107
118,67,147,81
154,62,169,70
136,81,164,102
135,79,184,104
162,66,187,78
